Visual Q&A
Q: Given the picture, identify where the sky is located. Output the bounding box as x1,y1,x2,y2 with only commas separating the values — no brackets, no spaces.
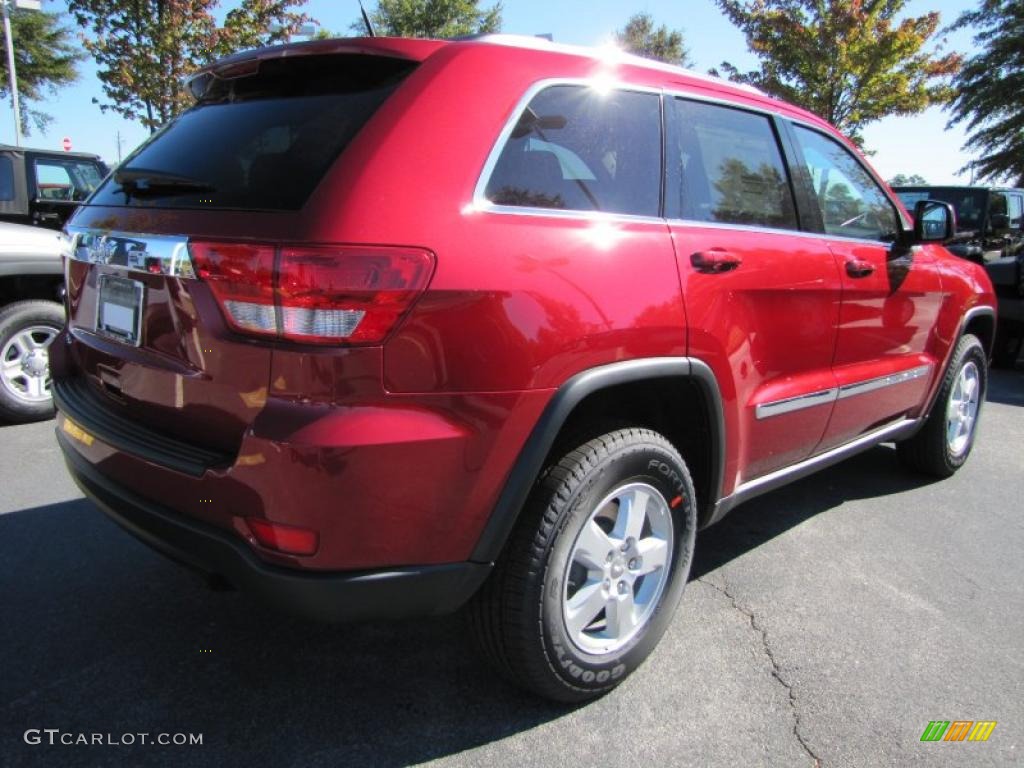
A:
3,0,980,184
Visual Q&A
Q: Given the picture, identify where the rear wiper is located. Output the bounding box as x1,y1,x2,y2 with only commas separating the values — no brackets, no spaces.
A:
113,168,215,197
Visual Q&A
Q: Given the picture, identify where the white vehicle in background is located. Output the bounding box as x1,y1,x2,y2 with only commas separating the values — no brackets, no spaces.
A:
0,220,66,422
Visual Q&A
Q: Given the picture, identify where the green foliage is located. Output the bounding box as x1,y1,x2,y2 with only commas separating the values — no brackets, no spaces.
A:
714,0,960,145
888,173,928,186
67,0,310,132
615,12,692,67
0,9,81,135
947,1,1024,186
354,0,502,38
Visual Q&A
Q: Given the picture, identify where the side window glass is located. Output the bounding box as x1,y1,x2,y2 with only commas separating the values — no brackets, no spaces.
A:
793,125,900,242
35,161,76,201
665,99,797,230
484,85,661,217
0,156,13,201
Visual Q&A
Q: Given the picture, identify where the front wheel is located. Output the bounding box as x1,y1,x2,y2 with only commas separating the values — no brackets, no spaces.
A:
897,333,987,477
468,428,697,703
0,300,65,423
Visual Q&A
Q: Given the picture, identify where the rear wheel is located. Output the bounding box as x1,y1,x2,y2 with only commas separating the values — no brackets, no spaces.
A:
468,428,697,703
898,333,986,477
0,300,64,423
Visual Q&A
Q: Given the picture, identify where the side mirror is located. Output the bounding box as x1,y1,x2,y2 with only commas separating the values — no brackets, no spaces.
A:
989,213,1010,232
913,199,955,242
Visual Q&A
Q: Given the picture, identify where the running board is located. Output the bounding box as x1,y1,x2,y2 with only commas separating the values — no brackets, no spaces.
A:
706,418,920,527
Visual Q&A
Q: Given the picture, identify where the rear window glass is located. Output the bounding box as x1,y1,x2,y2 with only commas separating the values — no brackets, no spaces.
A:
0,156,13,201
90,55,416,211
484,85,662,217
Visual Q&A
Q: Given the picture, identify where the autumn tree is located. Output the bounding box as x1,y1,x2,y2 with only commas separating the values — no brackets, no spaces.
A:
0,8,81,135
714,0,960,145
946,1,1024,186
67,0,310,132
354,0,501,38
615,12,692,67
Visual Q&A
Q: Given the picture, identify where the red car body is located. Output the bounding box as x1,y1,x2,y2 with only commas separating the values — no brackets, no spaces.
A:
52,36,996,621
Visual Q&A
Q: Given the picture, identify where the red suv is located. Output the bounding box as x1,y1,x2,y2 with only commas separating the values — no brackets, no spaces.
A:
52,35,996,702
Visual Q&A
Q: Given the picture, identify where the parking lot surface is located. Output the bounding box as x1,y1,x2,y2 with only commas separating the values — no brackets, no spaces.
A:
2,367,1022,767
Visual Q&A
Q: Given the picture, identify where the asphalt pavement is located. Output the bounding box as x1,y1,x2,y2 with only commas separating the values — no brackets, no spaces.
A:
1,366,1022,767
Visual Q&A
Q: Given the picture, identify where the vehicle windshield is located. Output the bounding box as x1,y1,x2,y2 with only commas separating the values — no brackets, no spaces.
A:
894,188,988,231
89,54,416,212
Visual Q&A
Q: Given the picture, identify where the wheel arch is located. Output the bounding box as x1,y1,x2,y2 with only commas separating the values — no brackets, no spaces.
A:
469,357,725,564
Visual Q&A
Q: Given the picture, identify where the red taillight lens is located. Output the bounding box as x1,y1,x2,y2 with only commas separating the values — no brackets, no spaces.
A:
189,241,277,338
189,241,433,345
246,518,319,556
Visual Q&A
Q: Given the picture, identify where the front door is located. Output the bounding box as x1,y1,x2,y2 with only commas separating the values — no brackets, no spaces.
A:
787,125,944,451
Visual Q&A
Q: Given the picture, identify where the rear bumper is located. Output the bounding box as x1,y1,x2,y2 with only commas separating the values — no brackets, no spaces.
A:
58,429,492,622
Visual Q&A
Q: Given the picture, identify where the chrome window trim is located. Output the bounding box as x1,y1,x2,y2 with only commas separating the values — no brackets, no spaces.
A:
66,226,196,279
755,364,932,420
755,387,837,420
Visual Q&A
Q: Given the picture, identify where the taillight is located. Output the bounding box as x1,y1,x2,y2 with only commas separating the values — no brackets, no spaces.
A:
189,242,434,345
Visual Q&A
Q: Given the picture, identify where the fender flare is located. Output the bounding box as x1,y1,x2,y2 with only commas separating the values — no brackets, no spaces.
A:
469,356,725,564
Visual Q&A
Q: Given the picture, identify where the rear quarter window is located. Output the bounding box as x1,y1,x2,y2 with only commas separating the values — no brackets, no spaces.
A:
483,85,662,217
90,55,416,211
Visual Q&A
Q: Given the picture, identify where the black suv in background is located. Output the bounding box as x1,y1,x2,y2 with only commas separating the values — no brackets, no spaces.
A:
894,185,1024,367
0,144,109,231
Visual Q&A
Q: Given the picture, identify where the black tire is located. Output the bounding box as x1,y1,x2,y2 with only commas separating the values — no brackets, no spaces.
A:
468,428,697,703
991,327,1021,369
0,300,65,423
897,333,987,478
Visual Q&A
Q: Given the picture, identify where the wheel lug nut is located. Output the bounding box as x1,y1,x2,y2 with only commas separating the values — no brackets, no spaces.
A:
629,558,638,569
617,581,628,595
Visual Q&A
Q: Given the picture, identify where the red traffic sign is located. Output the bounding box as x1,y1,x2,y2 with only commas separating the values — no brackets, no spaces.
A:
61,137,72,152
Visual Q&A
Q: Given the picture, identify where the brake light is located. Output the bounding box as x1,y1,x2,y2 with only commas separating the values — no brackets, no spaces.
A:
189,242,434,345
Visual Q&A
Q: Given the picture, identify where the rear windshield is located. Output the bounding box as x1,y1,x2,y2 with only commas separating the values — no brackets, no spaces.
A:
894,187,988,231
90,54,416,211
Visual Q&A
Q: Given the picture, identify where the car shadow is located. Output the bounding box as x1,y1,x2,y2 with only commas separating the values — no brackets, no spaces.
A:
0,444,945,767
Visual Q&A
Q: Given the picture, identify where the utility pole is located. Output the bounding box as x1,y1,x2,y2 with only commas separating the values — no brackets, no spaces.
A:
116,130,123,163
2,0,40,148
2,0,22,147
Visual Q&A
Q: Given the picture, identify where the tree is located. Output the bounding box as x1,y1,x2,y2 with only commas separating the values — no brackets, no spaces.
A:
355,0,501,38
946,1,1024,186
615,12,692,67
0,8,81,135
714,0,960,145
889,173,928,186
67,1,311,132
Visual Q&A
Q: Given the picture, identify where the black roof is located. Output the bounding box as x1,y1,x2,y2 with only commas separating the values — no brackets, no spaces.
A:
0,143,104,161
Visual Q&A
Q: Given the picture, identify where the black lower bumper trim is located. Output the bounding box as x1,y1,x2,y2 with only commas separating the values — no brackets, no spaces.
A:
57,430,492,623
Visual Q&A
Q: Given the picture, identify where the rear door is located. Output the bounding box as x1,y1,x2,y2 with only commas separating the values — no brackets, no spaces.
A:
665,97,842,485
786,124,944,451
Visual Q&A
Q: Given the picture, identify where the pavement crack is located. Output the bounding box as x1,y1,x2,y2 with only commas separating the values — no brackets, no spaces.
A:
699,576,821,768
